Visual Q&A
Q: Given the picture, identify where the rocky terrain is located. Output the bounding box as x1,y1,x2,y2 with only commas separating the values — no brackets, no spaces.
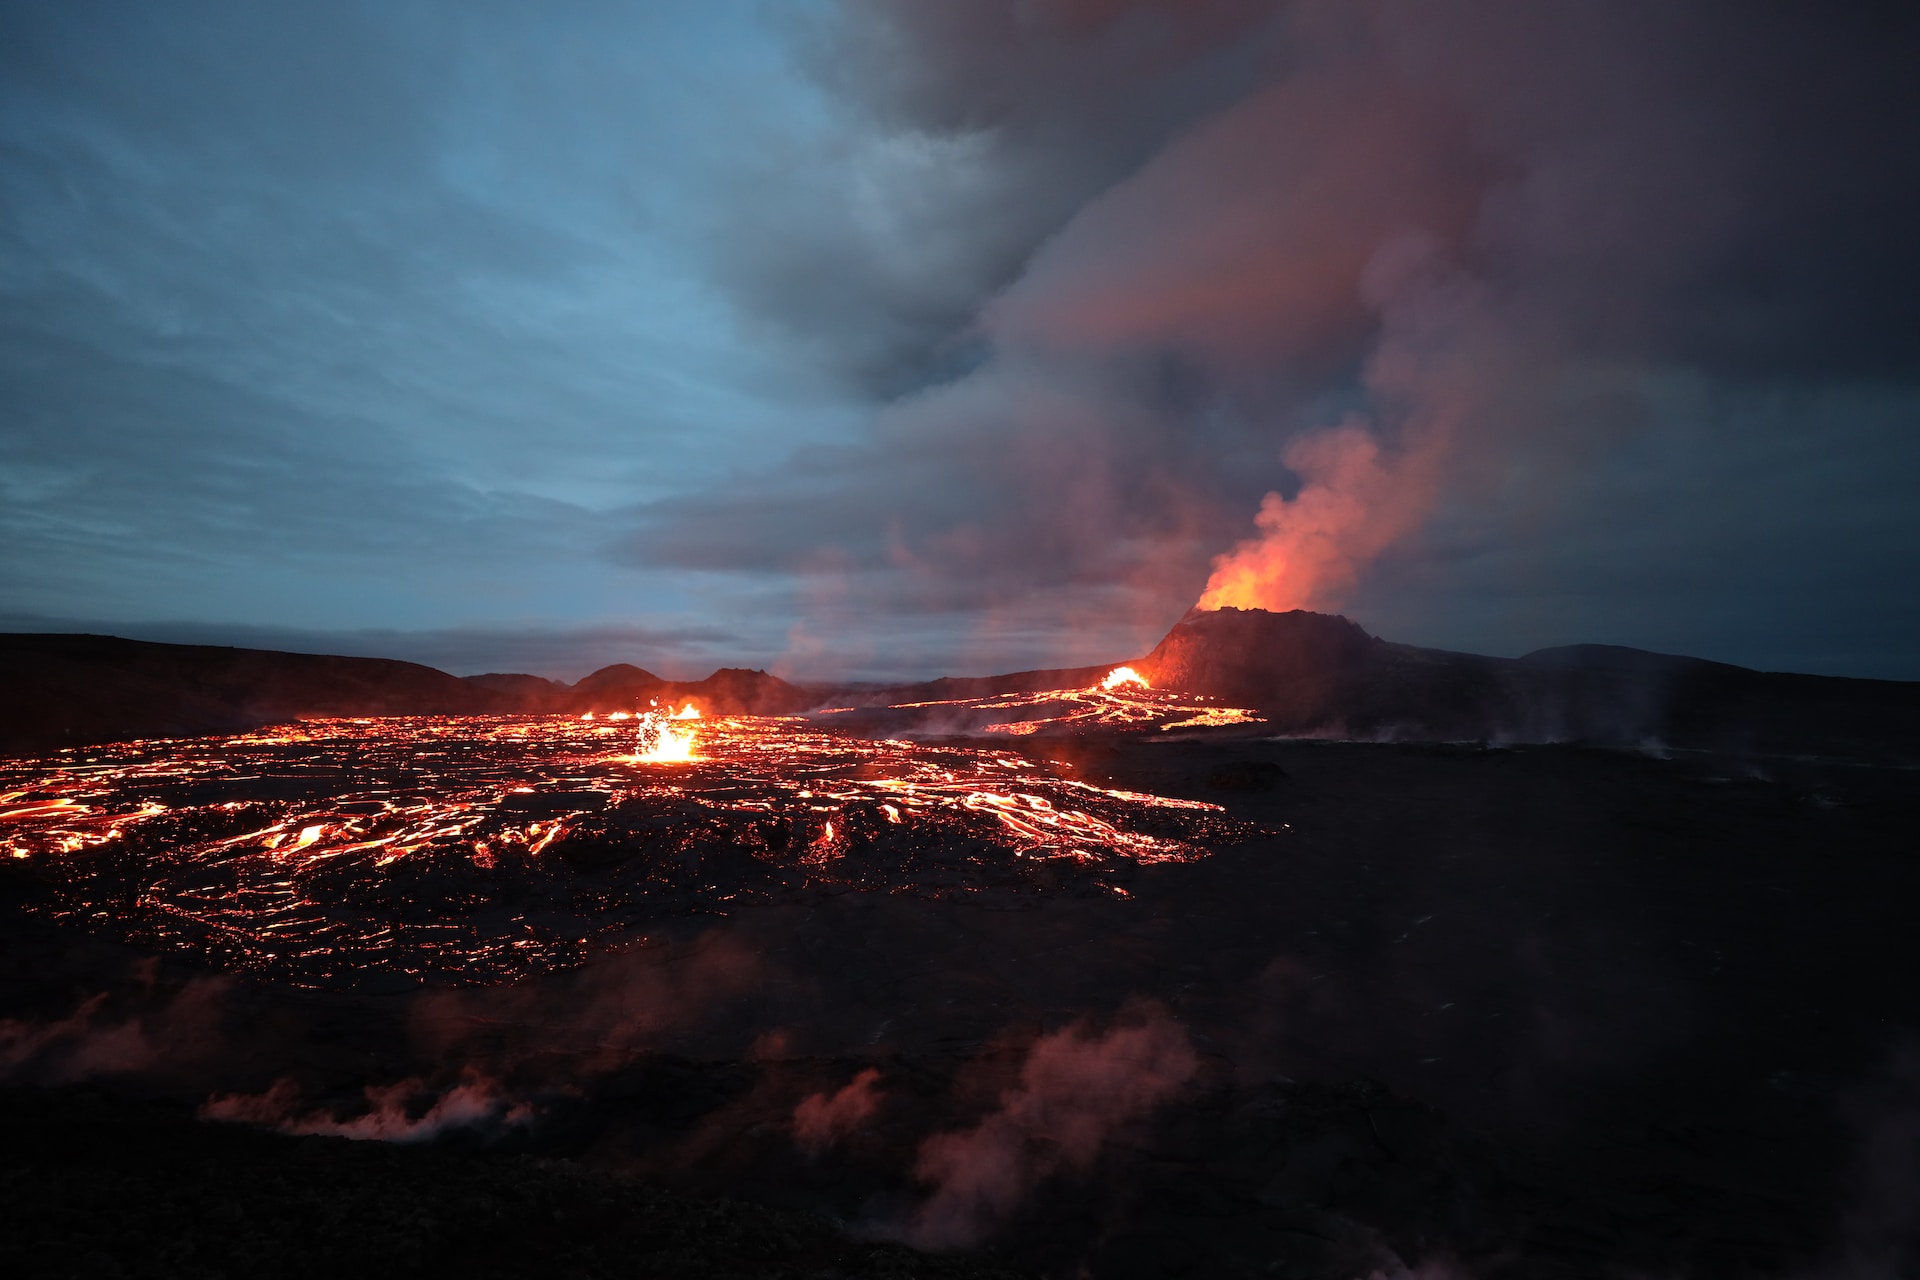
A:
4,731,1918,1277
2,613,1916,1277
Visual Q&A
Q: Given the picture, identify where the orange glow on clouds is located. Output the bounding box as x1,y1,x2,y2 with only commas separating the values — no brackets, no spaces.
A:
1197,420,1432,612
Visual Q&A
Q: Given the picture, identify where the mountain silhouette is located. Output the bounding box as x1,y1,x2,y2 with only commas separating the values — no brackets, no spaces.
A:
4,613,1914,760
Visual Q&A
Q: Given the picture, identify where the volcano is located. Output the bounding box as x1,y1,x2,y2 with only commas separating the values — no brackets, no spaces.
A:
5,611,1916,760
1139,607,1920,758
850,607,1920,760
2,613,1918,1278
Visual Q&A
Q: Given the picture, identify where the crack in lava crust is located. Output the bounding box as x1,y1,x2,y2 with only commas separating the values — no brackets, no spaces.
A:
0,715,1256,989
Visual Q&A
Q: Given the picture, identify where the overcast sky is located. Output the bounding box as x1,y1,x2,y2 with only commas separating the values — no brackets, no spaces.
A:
3,1,1916,681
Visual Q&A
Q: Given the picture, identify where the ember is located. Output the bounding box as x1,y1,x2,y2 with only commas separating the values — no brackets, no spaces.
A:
0,710,1256,989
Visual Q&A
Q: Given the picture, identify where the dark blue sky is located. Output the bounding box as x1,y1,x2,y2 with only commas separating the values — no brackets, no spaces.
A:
4,1,1917,680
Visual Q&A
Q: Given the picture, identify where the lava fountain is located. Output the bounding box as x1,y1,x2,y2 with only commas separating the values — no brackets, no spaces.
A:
633,703,701,763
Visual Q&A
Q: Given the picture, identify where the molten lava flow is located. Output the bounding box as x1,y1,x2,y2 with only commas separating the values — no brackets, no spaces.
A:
633,709,698,763
846,670,1261,737
0,711,1259,988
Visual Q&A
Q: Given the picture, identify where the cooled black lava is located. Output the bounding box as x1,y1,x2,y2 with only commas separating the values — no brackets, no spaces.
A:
1,712,1257,989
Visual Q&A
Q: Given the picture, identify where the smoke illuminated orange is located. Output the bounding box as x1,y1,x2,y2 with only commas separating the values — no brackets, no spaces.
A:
1197,421,1417,612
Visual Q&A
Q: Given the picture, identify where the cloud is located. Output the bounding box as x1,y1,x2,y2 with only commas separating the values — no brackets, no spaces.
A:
0,2,859,643
709,1,1284,400
0,610,749,682
2,1,1915,678
632,0,1920,675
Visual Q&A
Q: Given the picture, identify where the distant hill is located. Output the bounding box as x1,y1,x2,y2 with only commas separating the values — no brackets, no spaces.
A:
0,635,811,756
562,665,813,717
5,615,1913,759
567,664,664,699
1133,608,1920,760
0,633,506,755
461,672,570,712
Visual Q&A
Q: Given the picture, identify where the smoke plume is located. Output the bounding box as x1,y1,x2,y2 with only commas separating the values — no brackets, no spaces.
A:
1198,419,1429,611
792,1066,885,1157
407,931,762,1073
646,0,1920,670
201,1069,535,1143
1799,1040,1920,1280
0,976,230,1085
903,1006,1198,1249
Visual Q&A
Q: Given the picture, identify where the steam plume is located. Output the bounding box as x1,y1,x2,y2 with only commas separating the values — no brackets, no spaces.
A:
792,1066,885,1157
670,0,1920,666
0,977,230,1085
202,1069,535,1143
407,932,762,1072
1198,419,1426,611
1196,237,1497,612
904,1007,1197,1249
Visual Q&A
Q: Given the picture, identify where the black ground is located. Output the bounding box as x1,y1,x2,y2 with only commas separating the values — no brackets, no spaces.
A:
4,734,1918,1278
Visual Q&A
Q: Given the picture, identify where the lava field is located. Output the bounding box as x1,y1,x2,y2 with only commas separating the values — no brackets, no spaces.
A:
1,708,1257,988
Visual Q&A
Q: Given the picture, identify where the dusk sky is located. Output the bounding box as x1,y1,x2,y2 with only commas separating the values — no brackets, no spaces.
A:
3,1,1917,681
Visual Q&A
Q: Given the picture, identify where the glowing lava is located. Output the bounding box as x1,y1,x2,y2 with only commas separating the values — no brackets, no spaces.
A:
1101,666,1149,691
0,711,1259,988
633,704,700,763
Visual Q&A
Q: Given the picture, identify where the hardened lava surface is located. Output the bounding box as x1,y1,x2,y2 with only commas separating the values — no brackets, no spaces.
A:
0,713,1256,989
